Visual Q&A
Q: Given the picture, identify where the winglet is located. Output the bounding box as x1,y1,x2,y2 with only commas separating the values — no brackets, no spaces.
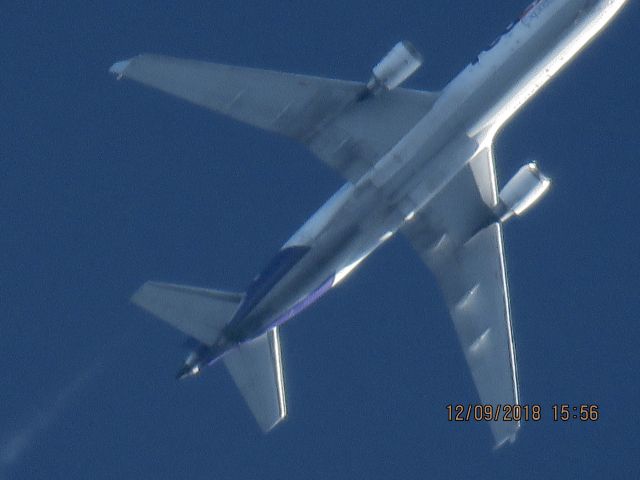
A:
109,59,131,79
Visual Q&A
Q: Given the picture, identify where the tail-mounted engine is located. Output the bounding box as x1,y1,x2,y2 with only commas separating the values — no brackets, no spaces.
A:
367,41,423,94
497,162,551,222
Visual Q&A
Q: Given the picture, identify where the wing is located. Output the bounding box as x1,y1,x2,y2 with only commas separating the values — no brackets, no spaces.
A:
401,147,520,447
223,328,287,432
110,55,438,182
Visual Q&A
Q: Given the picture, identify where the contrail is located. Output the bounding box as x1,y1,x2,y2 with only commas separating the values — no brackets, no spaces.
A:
0,365,97,472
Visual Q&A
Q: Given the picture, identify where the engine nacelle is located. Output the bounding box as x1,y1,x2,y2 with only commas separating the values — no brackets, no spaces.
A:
368,41,423,93
498,162,551,222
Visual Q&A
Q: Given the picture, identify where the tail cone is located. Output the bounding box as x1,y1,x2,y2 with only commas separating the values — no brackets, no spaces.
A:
176,363,200,380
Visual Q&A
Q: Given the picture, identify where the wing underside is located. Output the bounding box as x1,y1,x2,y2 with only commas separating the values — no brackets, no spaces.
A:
111,54,439,182
402,147,520,446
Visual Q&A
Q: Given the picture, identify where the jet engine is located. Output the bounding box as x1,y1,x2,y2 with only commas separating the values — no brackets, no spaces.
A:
497,162,551,222
367,41,423,93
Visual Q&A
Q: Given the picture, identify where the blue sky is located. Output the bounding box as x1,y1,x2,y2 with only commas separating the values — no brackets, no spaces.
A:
2,1,639,478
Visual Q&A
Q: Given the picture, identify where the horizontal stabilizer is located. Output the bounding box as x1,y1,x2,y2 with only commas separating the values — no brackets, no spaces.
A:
224,328,287,432
131,281,243,346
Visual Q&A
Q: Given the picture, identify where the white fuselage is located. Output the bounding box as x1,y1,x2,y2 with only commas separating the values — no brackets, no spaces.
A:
228,0,628,341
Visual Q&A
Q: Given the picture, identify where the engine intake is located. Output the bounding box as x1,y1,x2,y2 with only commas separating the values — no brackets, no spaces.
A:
367,41,423,93
498,162,551,222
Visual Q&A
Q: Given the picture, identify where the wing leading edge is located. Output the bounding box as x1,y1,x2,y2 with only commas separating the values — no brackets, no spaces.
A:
402,147,520,447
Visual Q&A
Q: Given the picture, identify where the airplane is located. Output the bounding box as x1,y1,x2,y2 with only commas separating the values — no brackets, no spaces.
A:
110,0,629,447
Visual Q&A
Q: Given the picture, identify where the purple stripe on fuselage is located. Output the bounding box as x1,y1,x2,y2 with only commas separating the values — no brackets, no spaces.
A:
229,246,310,329
270,276,335,328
